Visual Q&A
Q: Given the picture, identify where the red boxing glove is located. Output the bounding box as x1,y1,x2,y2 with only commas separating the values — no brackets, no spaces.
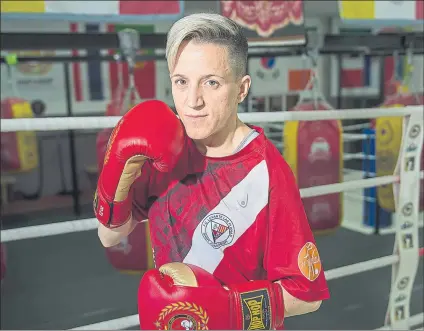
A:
96,128,113,173
94,100,185,228
138,263,284,330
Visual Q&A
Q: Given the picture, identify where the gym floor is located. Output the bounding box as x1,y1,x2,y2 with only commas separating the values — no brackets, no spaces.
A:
1,173,423,330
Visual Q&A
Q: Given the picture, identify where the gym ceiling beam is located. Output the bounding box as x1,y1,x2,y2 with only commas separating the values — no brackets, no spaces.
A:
0,32,168,51
323,33,423,54
1,31,423,52
0,32,422,63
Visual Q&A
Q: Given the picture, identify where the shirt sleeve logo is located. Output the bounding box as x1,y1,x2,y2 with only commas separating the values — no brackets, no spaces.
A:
297,242,322,282
201,213,235,249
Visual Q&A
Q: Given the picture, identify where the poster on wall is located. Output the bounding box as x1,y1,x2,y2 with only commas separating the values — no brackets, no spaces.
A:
1,20,169,116
0,21,69,117
220,0,306,47
249,55,312,97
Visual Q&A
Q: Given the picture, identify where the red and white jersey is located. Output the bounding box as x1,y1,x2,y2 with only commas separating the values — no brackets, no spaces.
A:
132,125,330,302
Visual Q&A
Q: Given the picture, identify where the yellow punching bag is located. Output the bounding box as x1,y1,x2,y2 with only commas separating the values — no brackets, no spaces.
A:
284,101,343,234
376,93,424,212
1,98,39,173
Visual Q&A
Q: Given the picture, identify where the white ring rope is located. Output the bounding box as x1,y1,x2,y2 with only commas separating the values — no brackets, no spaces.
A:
300,175,398,198
344,192,377,203
69,251,423,331
266,132,373,140
344,133,375,141
232,121,368,133
4,173,419,243
3,171,423,243
0,106,421,132
1,218,99,242
342,122,372,131
343,152,375,161
71,314,424,331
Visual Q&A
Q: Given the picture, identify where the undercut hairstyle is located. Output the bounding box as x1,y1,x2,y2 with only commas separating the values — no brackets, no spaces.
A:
166,13,248,79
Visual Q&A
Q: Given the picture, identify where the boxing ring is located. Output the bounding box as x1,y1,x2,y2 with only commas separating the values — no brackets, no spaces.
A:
1,105,423,330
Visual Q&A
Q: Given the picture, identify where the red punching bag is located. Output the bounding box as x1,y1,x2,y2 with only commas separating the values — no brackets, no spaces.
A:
95,52,154,274
284,100,343,233
96,111,154,275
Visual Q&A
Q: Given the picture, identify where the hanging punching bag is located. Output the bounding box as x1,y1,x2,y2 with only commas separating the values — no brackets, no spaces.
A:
375,92,424,212
284,101,343,233
96,112,154,275
1,98,39,173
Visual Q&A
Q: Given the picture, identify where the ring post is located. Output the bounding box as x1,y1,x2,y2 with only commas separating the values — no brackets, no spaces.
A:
362,128,377,229
385,107,423,329
362,127,393,233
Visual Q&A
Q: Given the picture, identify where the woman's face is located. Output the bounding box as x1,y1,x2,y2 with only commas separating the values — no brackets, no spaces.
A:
170,40,250,142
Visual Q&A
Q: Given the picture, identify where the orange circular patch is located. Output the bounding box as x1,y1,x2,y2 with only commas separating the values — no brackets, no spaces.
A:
297,242,322,281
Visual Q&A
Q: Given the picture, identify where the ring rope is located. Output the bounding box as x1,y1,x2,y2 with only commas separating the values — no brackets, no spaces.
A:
342,122,372,131
71,313,424,331
4,172,420,243
0,106,421,132
261,122,371,132
343,133,375,141
266,131,374,141
68,248,424,330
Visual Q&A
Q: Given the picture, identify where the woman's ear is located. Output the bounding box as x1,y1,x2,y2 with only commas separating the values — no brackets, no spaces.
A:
238,75,251,103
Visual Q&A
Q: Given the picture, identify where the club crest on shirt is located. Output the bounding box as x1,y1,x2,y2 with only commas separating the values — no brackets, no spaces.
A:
297,242,322,282
201,213,235,249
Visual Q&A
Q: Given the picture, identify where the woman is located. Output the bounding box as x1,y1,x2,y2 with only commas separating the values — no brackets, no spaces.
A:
94,13,329,330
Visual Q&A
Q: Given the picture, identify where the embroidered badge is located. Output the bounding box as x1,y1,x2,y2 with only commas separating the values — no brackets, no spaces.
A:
297,242,322,281
201,213,235,249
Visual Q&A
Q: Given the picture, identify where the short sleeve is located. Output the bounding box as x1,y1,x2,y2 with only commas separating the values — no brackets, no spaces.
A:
264,157,330,302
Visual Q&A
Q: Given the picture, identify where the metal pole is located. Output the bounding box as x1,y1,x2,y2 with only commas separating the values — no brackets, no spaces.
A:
63,62,81,217
337,54,342,110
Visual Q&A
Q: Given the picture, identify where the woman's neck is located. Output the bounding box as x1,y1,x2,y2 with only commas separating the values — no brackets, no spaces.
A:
193,116,252,158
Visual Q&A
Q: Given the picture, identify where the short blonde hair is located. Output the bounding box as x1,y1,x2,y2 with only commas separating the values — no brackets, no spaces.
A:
166,13,248,78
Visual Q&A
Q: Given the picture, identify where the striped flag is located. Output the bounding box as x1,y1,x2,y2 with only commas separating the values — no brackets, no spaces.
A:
340,56,372,88
70,23,156,104
330,55,379,97
70,23,110,103
339,0,423,24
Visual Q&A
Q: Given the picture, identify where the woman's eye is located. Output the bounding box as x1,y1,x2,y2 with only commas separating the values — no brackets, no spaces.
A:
174,79,186,85
206,80,219,87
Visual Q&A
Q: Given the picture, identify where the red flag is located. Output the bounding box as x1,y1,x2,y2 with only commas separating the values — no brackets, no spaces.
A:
119,1,181,15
